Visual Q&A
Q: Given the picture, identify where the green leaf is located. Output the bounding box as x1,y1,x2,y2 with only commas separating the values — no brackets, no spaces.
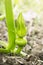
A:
16,13,27,37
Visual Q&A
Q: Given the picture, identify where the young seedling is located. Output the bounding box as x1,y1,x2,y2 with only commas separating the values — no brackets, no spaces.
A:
0,0,16,53
0,0,27,55
15,13,27,54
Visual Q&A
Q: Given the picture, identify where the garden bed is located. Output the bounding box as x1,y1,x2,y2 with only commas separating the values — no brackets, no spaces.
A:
0,20,43,65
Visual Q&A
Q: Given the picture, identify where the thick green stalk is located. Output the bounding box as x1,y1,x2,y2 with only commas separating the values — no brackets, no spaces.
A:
5,0,16,51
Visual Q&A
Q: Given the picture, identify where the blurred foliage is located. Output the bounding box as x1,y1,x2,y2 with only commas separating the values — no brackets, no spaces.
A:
14,0,43,13
0,0,43,17
0,0,5,15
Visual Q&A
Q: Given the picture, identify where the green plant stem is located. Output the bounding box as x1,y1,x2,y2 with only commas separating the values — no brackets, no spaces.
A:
0,41,7,48
0,41,9,53
0,48,10,53
5,0,16,51
15,47,22,54
14,47,27,56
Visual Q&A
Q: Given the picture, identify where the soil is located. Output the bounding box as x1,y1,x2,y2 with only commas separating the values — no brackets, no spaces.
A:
0,19,43,65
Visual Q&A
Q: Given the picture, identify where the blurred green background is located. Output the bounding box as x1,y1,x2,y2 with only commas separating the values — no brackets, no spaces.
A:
0,0,43,21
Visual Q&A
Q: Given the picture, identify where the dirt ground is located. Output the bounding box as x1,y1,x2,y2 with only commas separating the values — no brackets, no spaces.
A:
0,19,43,65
